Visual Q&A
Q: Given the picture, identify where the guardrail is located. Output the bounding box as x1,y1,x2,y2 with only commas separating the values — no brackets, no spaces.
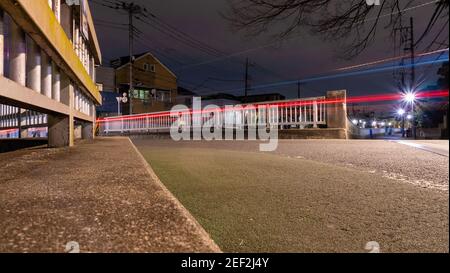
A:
0,104,47,129
98,96,327,135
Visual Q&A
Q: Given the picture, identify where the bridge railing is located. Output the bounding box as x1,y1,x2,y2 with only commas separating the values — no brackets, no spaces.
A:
98,96,327,134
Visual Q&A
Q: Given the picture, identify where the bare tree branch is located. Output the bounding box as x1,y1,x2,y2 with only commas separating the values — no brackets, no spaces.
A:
223,0,449,59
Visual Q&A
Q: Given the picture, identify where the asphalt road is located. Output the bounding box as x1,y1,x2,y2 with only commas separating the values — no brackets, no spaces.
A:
134,138,449,252
134,139,449,192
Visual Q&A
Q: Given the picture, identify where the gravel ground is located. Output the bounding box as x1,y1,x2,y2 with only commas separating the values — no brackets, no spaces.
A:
0,137,220,253
133,138,449,253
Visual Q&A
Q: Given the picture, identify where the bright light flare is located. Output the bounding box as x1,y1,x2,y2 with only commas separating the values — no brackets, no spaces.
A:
403,92,416,103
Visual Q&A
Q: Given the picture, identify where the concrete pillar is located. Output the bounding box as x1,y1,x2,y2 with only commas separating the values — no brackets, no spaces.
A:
91,57,96,81
41,52,52,98
48,114,70,147
0,9,4,76
60,72,74,146
53,0,61,22
313,101,318,128
82,121,93,140
60,3,72,41
52,62,60,102
26,36,41,93
326,90,348,133
20,127,28,138
60,72,70,106
9,20,26,86
74,26,79,57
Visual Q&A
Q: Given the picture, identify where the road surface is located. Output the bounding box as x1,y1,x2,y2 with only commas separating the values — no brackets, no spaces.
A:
134,138,449,253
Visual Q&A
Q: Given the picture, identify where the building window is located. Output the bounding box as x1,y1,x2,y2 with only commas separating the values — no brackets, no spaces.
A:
156,90,171,102
144,63,155,72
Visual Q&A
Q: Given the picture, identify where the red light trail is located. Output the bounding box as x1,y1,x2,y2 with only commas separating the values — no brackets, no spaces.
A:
96,89,449,123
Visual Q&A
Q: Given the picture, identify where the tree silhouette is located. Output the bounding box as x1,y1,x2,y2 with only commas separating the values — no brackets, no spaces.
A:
224,0,449,58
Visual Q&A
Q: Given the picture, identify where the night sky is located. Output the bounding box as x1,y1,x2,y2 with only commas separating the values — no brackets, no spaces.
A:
90,0,449,100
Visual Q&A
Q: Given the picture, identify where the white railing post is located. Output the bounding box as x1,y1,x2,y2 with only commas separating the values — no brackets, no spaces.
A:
313,100,318,128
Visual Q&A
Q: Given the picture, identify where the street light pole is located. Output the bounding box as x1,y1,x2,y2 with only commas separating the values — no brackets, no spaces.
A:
128,4,134,116
116,97,122,116
244,57,249,99
411,102,416,139
409,17,417,139
402,115,405,137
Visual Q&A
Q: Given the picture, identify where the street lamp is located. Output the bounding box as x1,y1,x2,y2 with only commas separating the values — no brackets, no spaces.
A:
397,108,406,137
403,91,417,139
407,114,413,120
404,92,416,104
116,93,128,115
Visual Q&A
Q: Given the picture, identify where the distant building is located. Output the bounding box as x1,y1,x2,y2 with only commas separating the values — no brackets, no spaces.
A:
239,93,285,104
95,66,117,117
112,52,178,115
201,93,241,107
176,87,197,108
95,52,178,116
198,92,287,107
96,66,115,92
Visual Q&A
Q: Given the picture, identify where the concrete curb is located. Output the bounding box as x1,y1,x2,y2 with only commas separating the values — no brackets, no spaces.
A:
126,137,222,253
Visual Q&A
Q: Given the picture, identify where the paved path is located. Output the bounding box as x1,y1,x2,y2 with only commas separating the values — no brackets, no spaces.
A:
392,140,449,157
134,139,449,192
0,137,220,253
133,138,449,252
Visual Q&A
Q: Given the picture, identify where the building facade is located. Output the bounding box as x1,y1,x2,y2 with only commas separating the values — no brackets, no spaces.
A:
0,0,101,146
111,52,177,115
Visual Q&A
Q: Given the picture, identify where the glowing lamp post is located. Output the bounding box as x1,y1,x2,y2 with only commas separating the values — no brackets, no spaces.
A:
403,91,417,139
397,108,406,137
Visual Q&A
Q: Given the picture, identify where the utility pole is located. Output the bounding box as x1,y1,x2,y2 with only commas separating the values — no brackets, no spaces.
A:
115,2,144,115
409,17,417,139
393,17,417,139
244,58,249,99
410,17,415,87
128,3,134,115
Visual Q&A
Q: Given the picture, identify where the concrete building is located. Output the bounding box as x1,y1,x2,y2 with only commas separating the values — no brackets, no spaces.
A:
0,0,102,146
96,66,115,92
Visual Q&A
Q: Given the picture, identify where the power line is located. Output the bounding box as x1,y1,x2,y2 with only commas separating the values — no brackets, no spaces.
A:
177,0,442,70
93,0,285,88
218,57,449,94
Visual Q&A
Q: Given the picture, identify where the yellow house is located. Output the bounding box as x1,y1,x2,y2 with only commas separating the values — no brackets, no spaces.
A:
112,52,177,114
